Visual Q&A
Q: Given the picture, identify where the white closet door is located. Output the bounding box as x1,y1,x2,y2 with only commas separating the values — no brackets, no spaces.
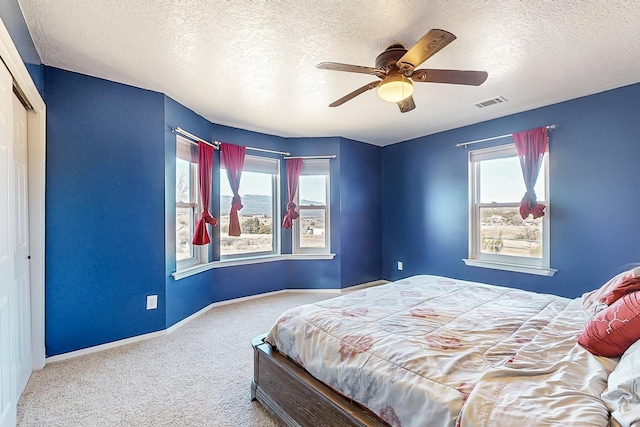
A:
13,93,31,395
0,61,17,427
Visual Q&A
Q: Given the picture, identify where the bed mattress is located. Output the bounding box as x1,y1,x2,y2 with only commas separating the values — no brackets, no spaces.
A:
265,275,616,426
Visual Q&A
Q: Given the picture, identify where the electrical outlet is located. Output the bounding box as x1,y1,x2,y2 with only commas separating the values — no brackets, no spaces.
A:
146,295,158,310
397,261,403,271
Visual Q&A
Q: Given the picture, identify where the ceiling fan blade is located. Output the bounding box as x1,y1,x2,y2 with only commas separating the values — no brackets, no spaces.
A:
317,62,380,76
397,29,457,71
397,96,416,113
411,69,488,86
329,81,381,107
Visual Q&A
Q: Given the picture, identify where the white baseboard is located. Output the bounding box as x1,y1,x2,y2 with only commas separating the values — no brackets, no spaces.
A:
165,288,296,333
341,279,389,292
287,279,388,294
45,279,387,364
45,330,168,364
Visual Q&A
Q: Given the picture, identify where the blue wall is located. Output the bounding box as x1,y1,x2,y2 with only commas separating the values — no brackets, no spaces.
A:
340,138,382,287
283,137,343,291
381,82,640,298
44,68,375,355
163,96,217,327
0,0,44,93
44,67,167,355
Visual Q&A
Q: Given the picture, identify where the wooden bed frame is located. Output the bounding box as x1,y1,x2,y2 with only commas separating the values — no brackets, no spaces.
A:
251,334,389,427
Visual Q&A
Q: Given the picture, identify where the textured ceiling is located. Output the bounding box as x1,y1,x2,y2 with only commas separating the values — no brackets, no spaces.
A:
18,0,640,146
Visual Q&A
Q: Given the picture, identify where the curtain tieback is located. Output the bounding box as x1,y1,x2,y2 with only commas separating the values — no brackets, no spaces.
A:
523,190,537,202
285,201,299,219
231,195,243,211
282,202,298,228
201,210,218,226
520,191,545,219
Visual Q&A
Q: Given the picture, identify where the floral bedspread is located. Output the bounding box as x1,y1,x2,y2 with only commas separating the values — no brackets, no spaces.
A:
265,275,615,427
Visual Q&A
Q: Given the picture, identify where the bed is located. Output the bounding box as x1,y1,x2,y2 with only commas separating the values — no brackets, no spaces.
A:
252,274,640,426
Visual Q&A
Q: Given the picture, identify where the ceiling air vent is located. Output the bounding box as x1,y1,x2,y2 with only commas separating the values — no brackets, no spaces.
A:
474,96,507,109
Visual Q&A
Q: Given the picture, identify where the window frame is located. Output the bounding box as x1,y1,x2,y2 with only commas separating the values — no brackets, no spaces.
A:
219,154,280,261
175,136,208,271
465,143,555,276
293,159,331,255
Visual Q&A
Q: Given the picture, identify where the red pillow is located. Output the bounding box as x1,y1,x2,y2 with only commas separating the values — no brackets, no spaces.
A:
582,269,639,312
603,277,640,305
579,291,640,358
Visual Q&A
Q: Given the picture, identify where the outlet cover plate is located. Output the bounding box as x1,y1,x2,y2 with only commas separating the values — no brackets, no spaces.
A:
146,295,158,310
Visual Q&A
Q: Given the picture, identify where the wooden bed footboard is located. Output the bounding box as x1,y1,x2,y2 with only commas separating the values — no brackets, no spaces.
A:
251,334,389,427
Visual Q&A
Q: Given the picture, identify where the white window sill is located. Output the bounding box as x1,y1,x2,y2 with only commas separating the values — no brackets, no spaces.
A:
172,253,336,280
283,254,336,261
462,259,557,277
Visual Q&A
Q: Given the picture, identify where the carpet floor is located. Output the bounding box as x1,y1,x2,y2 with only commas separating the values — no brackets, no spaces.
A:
17,291,333,426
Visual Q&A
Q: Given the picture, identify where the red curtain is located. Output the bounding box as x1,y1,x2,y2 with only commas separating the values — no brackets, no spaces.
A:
513,127,548,219
282,158,303,229
220,142,246,236
192,142,217,245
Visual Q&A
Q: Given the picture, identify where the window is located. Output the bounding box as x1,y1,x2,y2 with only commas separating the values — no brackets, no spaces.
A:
293,159,330,254
220,155,279,259
466,143,553,275
175,136,206,270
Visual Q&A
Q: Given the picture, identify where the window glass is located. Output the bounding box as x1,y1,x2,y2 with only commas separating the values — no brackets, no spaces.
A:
220,155,279,258
299,210,326,248
175,138,201,268
479,206,543,258
469,144,549,269
176,158,191,204
176,206,194,261
479,156,545,203
294,160,330,254
299,175,326,205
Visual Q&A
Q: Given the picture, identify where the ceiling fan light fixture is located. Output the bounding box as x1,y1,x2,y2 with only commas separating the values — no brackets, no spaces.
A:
377,75,413,103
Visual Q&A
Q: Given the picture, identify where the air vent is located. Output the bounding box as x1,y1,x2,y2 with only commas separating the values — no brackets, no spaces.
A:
474,96,507,109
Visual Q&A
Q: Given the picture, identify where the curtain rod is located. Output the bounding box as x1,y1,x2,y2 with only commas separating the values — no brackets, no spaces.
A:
284,155,336,160
173,126,216,148
455,124,557,148
244,146,291,156
172,127,291,156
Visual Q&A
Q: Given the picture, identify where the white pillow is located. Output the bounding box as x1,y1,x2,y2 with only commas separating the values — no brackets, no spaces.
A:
602,339,640,427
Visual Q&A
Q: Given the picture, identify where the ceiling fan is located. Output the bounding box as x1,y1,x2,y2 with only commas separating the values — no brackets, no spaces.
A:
317,29,488,113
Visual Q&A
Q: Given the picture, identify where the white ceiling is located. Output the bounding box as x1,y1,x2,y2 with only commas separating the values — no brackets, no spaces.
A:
18,0,640,146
